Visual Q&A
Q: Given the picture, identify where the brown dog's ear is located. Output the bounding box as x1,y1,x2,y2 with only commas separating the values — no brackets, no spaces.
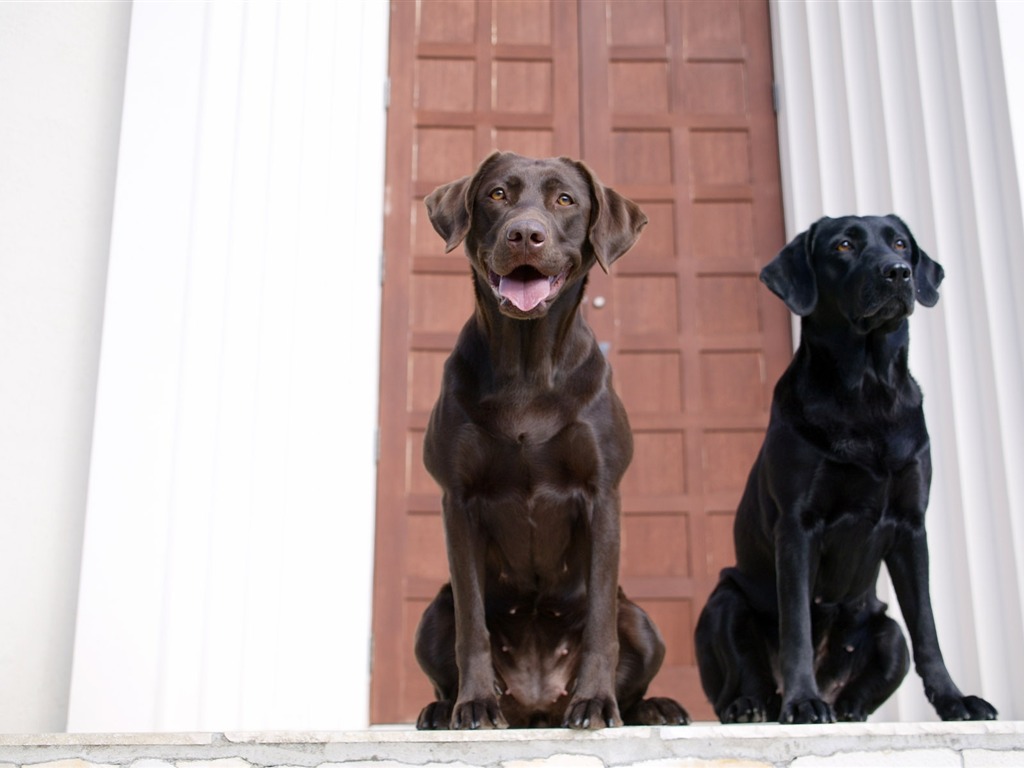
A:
888,214,944,307
760,219,821,316
570,160,647,272
425,151,504,253
424,176,473,253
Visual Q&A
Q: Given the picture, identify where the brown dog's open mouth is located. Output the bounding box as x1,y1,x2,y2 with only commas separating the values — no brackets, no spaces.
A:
490,265,569,313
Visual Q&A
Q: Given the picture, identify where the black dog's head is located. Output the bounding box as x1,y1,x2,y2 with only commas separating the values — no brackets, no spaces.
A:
424,152,647,319
761,215,944,333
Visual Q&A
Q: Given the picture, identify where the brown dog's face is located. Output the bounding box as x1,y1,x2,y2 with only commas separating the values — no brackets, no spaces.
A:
425,152,647,319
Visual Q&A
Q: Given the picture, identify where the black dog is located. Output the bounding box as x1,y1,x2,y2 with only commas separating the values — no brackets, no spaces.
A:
695,215,998,724
414,152,689,730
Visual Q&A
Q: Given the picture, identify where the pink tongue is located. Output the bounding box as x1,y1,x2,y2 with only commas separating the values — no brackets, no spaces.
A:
499,272,551,311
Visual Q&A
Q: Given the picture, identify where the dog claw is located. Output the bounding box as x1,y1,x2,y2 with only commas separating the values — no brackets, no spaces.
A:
416,701,454,730
781,696,836,725
721,696,768,724
625,696,691,726
564,696,620,730
451,697,508,730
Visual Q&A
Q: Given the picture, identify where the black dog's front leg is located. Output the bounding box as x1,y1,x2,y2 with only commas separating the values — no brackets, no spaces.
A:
776,517,836,724
886,527,997,721
444,493,508,730
564,492,622,729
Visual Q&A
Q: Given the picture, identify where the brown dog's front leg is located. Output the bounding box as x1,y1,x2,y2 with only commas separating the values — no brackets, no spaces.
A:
444,494,508,730
564,493,622,729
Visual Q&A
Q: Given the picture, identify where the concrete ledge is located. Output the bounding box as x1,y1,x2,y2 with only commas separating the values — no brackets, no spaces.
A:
0,722,1021,768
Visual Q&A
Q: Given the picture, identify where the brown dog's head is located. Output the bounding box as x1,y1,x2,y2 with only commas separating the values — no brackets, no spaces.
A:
425,152,647,319
761,214,944,333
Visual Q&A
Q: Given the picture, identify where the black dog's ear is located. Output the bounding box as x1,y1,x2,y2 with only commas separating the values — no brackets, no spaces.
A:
569,159,647,273
425,151,504,253
888,214,944,307
760,220,821,316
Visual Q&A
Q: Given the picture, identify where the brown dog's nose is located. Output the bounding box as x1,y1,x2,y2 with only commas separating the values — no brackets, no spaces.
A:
507,219,547,254
881,262,912,282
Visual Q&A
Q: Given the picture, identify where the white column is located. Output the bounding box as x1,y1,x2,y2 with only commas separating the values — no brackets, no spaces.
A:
69,0,389,731
770,0,1024,720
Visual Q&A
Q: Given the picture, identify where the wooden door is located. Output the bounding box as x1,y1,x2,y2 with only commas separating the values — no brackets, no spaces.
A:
371,0,791,724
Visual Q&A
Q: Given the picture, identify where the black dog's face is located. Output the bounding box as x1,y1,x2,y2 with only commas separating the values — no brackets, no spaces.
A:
813,216,919,332
425,152,647,320
761,214,945,332
466,156,593,319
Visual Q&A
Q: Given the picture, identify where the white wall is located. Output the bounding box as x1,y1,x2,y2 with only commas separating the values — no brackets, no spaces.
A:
771,0,1024,721
0,3,131,732
67,1,389,732
5,0,1022,735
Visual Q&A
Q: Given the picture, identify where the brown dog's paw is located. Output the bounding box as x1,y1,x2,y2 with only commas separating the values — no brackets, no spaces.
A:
451,696,509,729
933,694,998,721
564,696,621,729
623,696,691,726
416,701,453,730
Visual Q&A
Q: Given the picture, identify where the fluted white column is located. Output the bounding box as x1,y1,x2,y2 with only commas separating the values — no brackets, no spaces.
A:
771,0,1024,721
69,1,389,731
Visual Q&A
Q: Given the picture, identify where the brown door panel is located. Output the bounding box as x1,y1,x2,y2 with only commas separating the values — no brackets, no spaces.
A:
372,0,790,724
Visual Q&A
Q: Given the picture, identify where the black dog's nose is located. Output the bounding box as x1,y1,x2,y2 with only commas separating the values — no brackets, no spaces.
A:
507,219,547,253
881,262,912,282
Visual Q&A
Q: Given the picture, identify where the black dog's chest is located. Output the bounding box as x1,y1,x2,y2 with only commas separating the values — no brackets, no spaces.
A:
809,452,923,527
805,459,922,602
814,512,897,600
825,420,922,471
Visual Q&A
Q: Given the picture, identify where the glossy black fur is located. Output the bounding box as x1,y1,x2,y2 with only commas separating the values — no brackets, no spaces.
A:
414,152,689,730
694,215,997,724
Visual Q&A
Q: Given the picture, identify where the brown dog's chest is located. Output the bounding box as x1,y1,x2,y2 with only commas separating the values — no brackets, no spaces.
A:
465,419,602,588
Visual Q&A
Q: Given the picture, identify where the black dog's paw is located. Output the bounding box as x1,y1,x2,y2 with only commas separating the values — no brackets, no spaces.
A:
564,695,621,729
835,704,868,729
780,696,836,724
933,694,998,721
833,700,869,722
416,700,453,730
450,696,509,729
721,696,769,724
624,696,691,726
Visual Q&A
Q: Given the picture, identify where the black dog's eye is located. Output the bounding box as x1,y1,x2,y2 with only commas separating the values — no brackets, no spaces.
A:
836,240,853,252
893,238,908,250
556,193,574,206
489,188,506,201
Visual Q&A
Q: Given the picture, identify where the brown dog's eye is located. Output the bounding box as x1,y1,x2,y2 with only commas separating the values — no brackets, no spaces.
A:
489,188,506,201
836,240,853,252
556,193,574,206
894,238,907,250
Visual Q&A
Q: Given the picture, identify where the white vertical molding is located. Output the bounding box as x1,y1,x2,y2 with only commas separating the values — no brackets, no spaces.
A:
770,0,1024,719
804,0,855,214
950,0,1024,713
770,0,820,236
915,0,1021,715
67,2,207,731
911,0,1009,714
70,0,389,731
837,1,890,213
995,0,1024,677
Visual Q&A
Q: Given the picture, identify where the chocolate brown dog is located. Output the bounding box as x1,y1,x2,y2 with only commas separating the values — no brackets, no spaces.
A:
695,215,998,724
414,152,689,730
